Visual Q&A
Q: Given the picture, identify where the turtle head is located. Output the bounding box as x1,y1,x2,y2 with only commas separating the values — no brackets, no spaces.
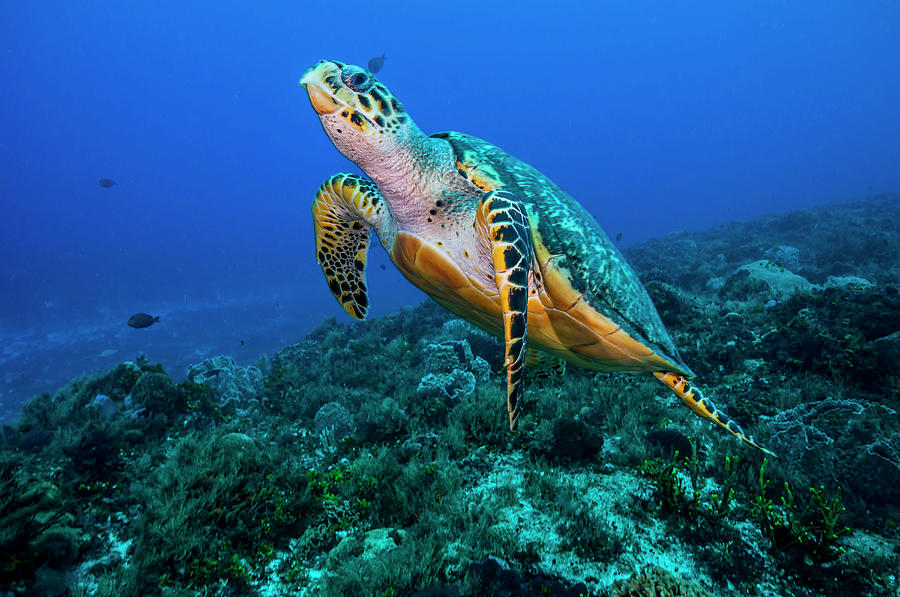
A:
301,60,415,165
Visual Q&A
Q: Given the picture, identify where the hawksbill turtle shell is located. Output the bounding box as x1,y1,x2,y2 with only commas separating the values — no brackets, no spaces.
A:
300,59,772,454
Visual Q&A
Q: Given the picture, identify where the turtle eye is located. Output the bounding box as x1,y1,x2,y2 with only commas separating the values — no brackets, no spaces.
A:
342,68,371,92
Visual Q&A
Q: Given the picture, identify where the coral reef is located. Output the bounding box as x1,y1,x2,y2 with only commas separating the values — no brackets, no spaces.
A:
3,195,900,596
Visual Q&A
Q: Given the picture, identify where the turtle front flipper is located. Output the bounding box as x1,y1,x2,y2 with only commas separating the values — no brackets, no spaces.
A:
654,372,775,455
476,190,534,430
312,173,396,320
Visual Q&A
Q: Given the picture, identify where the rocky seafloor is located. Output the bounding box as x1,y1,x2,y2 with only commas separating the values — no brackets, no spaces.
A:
2,194,900,596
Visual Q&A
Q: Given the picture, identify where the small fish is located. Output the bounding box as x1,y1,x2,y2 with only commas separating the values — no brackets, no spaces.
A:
368,53,386,74
127,313,160,328
98,177,116,188
379,264,387,270
97,348,119,358
615,232,622,242
240,340,245,346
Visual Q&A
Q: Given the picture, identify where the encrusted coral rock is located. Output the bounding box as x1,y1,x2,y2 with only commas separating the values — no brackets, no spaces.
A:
356,397,408,443
361,527,404,558
847,436,900,513
769,399,864,485
326,528,405,571
548,418,603,462
824,275,874,292
464,556,589,596
423,339,478,375
213,432,258,463
717,269,771,301
769,407,839,484
4,480,84,584
769,398,900,518
131,372,180,413
418,369,476,402
187,355,263,408
86,394,120,419
440,318,480,340
440,540,475,581
438,319,503,366
763,244,801,270
611,565,714,597
270,340,320,372
313,401,355,443
737,260,814,298
871,330,900,370
417,340,490,401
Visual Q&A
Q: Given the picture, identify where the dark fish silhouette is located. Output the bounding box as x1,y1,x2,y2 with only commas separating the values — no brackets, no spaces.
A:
379,264,387,270
127,313,160,328
615,232,622,241
98,178,116,188
368,53,386,73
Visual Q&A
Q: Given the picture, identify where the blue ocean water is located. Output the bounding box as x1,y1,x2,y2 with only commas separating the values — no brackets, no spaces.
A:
1,1,899,421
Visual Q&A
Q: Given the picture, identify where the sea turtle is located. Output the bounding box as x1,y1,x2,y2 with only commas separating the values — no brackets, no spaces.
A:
300,59,772,454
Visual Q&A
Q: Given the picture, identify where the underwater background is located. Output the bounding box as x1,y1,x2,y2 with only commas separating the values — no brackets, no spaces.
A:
2,1,900,595
2,1,900,416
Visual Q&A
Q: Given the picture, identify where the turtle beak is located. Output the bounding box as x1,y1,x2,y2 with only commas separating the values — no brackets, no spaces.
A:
305,84,340,115
301,62,341,115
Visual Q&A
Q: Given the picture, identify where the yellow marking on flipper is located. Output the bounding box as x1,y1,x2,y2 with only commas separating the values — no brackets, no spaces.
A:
312,173,395,320
654,371,775,455
477,190,532,430
313,176,372,319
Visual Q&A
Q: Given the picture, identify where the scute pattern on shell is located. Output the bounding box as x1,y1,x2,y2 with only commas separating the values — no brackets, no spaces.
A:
435,131,689,372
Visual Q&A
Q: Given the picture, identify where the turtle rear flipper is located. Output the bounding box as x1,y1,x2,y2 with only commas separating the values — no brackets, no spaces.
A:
476,190,533,431
312,173,396,319
654,372,775,455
